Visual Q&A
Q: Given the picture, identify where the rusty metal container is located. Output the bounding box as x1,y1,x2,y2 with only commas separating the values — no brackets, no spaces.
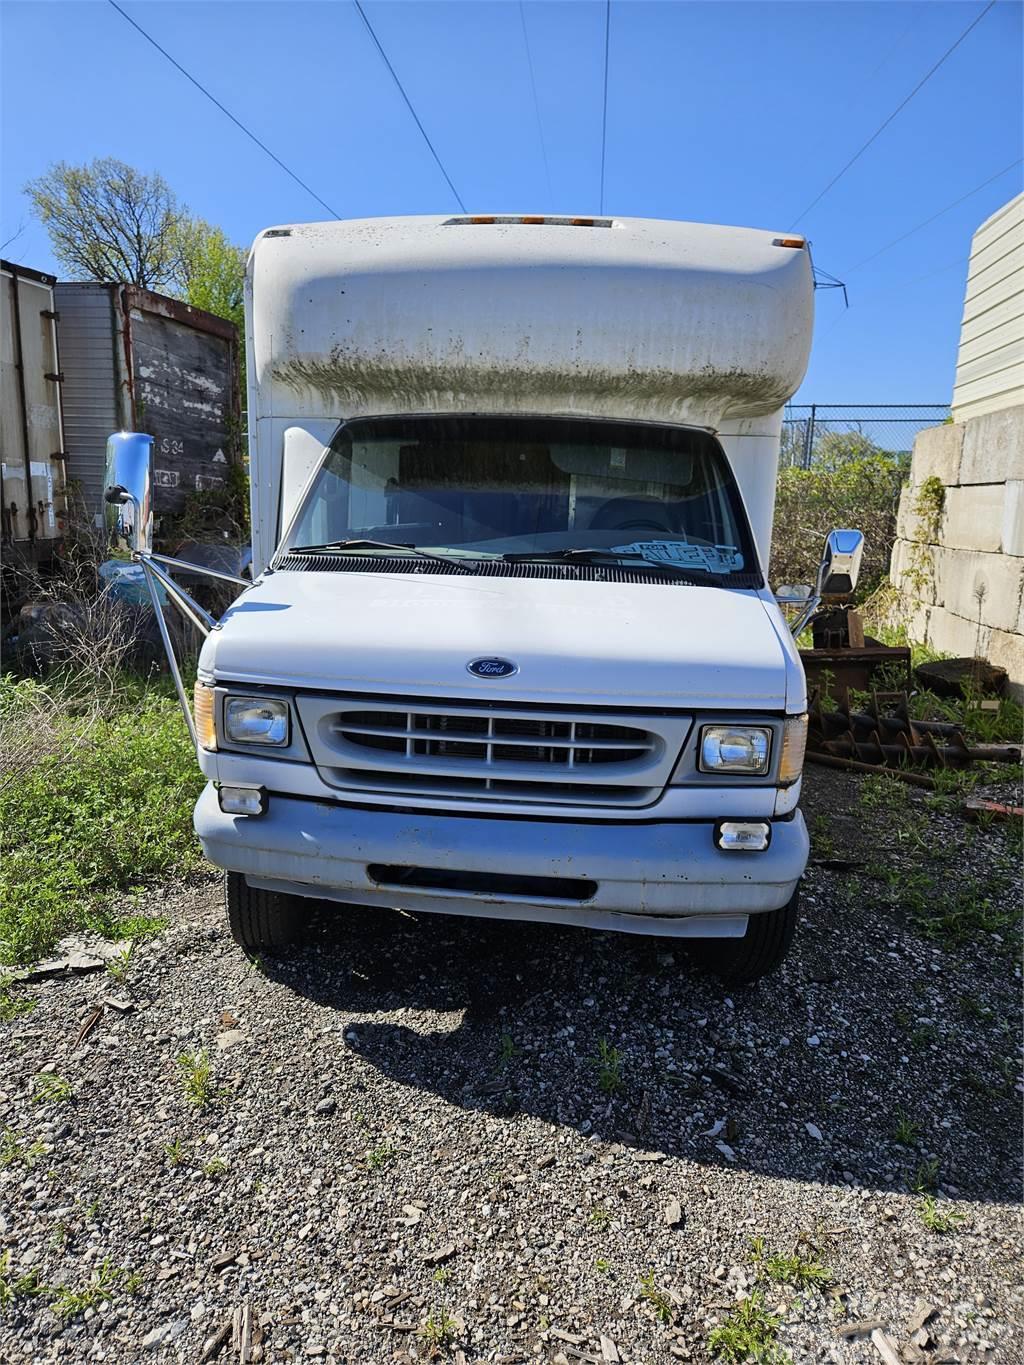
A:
53,282,240,538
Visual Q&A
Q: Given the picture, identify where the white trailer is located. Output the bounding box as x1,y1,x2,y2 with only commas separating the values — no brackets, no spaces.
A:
107,213,863,982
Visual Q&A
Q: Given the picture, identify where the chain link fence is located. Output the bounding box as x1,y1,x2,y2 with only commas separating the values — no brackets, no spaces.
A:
781,404,951,469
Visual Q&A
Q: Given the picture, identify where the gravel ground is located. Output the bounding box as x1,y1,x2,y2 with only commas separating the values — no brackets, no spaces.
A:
2,767,1021,1365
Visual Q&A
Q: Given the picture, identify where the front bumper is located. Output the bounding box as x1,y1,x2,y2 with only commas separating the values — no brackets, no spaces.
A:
194,785,808,939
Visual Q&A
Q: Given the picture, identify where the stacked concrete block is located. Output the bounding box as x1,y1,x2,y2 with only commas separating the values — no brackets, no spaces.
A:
889,404,1024,699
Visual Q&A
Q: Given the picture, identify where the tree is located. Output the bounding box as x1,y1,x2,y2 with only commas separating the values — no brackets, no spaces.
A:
174,218,246,332
25,158,184,290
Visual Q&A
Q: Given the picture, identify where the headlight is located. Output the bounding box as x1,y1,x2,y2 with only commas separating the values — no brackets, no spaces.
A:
224,696,290,746
699,724,772,775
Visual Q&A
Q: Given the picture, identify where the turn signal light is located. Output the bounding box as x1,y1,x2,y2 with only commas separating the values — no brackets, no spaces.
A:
778,715,809,785
194,682,217,751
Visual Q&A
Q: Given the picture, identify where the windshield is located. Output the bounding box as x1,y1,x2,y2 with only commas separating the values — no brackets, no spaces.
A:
282,415,759,579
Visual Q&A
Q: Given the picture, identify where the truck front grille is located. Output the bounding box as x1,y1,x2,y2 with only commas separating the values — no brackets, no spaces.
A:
294,696,692,808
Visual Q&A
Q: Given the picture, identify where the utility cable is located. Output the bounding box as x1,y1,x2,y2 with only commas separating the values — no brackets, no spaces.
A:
843,158,1022,274
791,0,997,227
519,1,553,204
106,0,342,219
352,0,466,212
599,0,611,213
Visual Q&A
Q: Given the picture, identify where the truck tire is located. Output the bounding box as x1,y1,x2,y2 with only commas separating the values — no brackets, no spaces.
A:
690,889,799,984
225,872,304,953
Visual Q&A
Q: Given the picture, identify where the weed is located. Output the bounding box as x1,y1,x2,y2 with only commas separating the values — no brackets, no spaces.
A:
859,774,909,812
419,1307,458,1347
957,994,992,1022
592,1038,624,1094
366,1142,396,1171
589,1206,612,1229
911,1157,941,1194
594,1256,612,1274
0,1131,46,1168
163,1137,186,1167
910,1025,937,1050
809,814,835,859
82,1197,102,1221
432,1266,450,1285
708,1292,787,1363
51,1259,141,1319
918,1195,966,1233
892,1108,921,1146
496,1033,522,1069
761,1252,831,1289
748,1236,766,1261
0,977,35,1023
202,1156,229,1179
0,1250,50,1312
176,1049,217,1110
31,1073,73,1105
638,1268,673,1324
105,943,134,985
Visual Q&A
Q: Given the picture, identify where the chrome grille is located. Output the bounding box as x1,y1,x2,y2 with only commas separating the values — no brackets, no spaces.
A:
294,696,692,808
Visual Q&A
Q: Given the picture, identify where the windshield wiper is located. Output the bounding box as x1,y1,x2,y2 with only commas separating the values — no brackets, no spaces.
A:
288,539,480,575
501,547,728,582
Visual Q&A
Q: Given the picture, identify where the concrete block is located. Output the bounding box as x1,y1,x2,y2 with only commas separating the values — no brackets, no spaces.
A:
987,629,1024,700
1003,480,1024,557
933,547,1024,633
959,404,1024,485
924,604,991,661
910,422,963,487
895,486,918,543
942,483,1004,552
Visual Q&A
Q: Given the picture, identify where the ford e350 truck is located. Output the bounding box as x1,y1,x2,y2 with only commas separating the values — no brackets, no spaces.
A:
103,213,863,982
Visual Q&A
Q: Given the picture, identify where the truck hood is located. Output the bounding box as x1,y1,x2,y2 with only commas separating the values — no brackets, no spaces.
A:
203,569,797,710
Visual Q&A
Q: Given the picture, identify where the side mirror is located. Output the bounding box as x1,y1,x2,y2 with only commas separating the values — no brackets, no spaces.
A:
817,529,864,599
104,432,153,555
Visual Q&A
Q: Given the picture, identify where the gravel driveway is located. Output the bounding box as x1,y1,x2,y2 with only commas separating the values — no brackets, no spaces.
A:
2,768,1021,1364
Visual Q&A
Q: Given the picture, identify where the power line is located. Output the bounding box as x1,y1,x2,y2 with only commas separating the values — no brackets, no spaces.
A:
106,0,342,219
843,158,1022,274
599,0,611,213
519,1,553,205
352,0,466,212
791,0,997,227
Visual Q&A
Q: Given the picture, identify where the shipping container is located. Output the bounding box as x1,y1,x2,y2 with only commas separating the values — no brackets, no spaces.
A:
0,260,67,567
54,282,240,535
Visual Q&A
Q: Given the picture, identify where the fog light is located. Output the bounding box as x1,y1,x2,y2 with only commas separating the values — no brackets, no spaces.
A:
218,785,268,816
715,820,771,852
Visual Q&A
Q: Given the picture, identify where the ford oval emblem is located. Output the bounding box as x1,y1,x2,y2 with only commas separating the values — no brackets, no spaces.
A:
467,657,518,679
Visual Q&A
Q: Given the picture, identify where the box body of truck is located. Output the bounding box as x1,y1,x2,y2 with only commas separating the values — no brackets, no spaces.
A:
189,214,820,977
1,260,66,580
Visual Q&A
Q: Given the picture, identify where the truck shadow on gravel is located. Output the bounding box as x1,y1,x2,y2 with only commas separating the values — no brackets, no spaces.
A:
262,843,1022,1206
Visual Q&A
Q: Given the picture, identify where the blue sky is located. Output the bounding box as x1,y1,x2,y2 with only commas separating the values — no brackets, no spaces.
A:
2,0,1021,402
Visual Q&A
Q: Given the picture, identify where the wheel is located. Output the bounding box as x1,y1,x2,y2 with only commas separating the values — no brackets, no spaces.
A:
224,871,304,953
689,889,799,984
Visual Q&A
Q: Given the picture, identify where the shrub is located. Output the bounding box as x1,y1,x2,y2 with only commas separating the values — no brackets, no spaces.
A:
771,450,908,601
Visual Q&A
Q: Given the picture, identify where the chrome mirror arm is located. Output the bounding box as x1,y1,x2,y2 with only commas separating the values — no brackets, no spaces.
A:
148,551,250,588
139,558,198,749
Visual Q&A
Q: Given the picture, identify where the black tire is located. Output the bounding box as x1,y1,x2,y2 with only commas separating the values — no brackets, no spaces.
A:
225,872,304,953
689,889,799,984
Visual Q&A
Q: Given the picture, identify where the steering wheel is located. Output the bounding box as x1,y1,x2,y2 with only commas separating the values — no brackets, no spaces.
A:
587,496,675,535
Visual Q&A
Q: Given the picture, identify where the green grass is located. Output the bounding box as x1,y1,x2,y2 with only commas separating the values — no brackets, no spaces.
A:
0,1251,49,1314
31,1073,73,1105
708,1293,788,1363
51,1260,142,1319
366,1142,396,1171
910,1157,941,1194
892,1108,921,1146
0,1131,46,1169
0,674,202,966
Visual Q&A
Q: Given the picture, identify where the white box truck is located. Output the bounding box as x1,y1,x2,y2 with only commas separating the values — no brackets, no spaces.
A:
104,214,863,981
